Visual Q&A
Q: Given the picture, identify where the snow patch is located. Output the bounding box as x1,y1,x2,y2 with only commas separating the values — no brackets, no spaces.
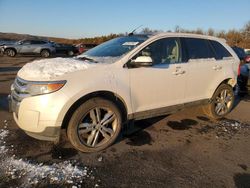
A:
5,157,90,186
215,120,250,138
0,128,95,187
18,57,96,80
0,129,9,139
0,129,9,153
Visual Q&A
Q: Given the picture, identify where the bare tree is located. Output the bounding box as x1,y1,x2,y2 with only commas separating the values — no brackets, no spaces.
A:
207,28,215,36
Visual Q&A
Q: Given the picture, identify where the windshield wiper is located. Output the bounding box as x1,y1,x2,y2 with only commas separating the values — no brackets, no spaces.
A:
78,56,98,63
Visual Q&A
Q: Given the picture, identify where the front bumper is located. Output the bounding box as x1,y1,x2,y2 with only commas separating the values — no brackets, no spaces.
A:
8,78,69,142
9,95,62,141
0,47,4,54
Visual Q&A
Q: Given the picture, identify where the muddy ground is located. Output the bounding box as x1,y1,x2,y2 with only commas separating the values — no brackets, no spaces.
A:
0,56,250,188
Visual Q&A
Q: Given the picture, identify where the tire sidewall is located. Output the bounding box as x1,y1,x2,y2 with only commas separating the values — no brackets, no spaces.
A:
67,98,122,153
6,49,16,57
68,50,74,56
210,84,234,118
41,50,50,58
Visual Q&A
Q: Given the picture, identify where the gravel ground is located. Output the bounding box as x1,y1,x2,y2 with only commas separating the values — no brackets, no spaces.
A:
0,56,250,188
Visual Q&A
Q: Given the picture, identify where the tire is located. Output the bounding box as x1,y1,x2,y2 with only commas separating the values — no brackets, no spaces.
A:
67,50,74,56
40,49,50,58
203,84,234,119
6,49,16,57
67,98,122,153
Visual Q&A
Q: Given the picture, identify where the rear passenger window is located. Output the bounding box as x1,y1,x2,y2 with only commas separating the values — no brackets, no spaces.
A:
31,41,46,44
209,40,232,60
30,41,40,44
39,41,47,44
183,38,216,60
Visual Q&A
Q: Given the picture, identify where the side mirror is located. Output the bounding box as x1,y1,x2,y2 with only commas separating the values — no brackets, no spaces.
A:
18,41,23,45
131,56,153,67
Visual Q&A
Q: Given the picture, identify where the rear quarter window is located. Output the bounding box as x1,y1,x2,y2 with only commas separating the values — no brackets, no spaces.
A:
209,40,232,60
182,38,216,60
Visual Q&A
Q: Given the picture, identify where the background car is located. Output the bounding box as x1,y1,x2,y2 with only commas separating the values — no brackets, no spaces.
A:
232,46,247,62
2,39,56,57
245,48,250,55
232,46,249,96
53,43,79,56
76,43,97,54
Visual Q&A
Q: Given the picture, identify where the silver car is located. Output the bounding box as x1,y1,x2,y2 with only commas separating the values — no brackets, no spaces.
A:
3,39,56,57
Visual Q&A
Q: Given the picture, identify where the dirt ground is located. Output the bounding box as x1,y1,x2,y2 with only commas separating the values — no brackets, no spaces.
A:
0,56,250,188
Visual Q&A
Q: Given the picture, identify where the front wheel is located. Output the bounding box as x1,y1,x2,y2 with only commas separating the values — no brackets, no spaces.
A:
6,49,16,57
67,98,122,153
203,84,234,119
40,49,50,58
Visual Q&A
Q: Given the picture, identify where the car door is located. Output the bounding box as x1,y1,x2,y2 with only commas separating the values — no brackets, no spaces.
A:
181,37,226,102
29,40,44,53
19,40,32,54
128,37,188,116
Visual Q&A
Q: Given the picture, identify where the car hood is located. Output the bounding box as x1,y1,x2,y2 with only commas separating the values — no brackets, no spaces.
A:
17,57,98,81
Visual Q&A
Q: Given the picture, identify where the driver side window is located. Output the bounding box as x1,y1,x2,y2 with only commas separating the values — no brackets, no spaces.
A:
133,37,181,66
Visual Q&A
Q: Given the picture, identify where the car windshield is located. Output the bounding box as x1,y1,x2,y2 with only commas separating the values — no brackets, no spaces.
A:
77,35,148,63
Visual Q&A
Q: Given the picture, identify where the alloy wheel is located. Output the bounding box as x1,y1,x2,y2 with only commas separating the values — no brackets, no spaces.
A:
77,107,118,148
214,89,233,116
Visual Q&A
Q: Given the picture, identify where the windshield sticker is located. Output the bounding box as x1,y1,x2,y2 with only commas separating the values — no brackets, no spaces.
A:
122,42,139,46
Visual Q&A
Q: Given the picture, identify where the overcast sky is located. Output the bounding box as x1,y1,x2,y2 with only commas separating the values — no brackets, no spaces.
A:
0,0,249,38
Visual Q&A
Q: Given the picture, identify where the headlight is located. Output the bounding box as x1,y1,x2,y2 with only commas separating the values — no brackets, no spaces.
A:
26,80,66,96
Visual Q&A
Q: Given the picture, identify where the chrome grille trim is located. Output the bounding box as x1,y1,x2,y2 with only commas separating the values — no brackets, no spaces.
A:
12,77,31,101
16,77,28,87
10,77,31,116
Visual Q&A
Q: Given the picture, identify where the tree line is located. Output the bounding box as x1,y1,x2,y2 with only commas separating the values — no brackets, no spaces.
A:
1,21,249,48
140,21,250,49
60,21,250,48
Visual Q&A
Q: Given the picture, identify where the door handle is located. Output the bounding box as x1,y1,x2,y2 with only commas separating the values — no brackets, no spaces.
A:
172,69,185,75
212,65,222,70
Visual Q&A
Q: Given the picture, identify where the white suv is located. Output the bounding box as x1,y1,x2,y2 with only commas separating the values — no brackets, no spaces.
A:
9,33,239,152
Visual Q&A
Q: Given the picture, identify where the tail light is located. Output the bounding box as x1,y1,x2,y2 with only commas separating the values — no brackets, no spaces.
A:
244,55,250,63
238,65,241,76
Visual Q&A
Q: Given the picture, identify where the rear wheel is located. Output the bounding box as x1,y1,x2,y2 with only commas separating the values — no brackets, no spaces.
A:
40,49,50,58
67,98,122,153
203,84,234,119
6,49,16,57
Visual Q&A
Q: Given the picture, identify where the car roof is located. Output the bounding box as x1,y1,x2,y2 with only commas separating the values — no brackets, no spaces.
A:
147,32,226,43
21,39,49,42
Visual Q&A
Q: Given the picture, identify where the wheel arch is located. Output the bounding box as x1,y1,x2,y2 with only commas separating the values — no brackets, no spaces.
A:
40,48,51,53
61,90,128,129
211,78,236,98
5,47,17,53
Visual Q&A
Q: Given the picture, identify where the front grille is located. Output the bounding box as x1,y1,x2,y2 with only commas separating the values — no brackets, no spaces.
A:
12,77,30,101
16,77,27,87
10,77,31,116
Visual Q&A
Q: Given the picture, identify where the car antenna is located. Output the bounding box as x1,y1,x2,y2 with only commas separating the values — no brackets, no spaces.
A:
128,25,143,36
